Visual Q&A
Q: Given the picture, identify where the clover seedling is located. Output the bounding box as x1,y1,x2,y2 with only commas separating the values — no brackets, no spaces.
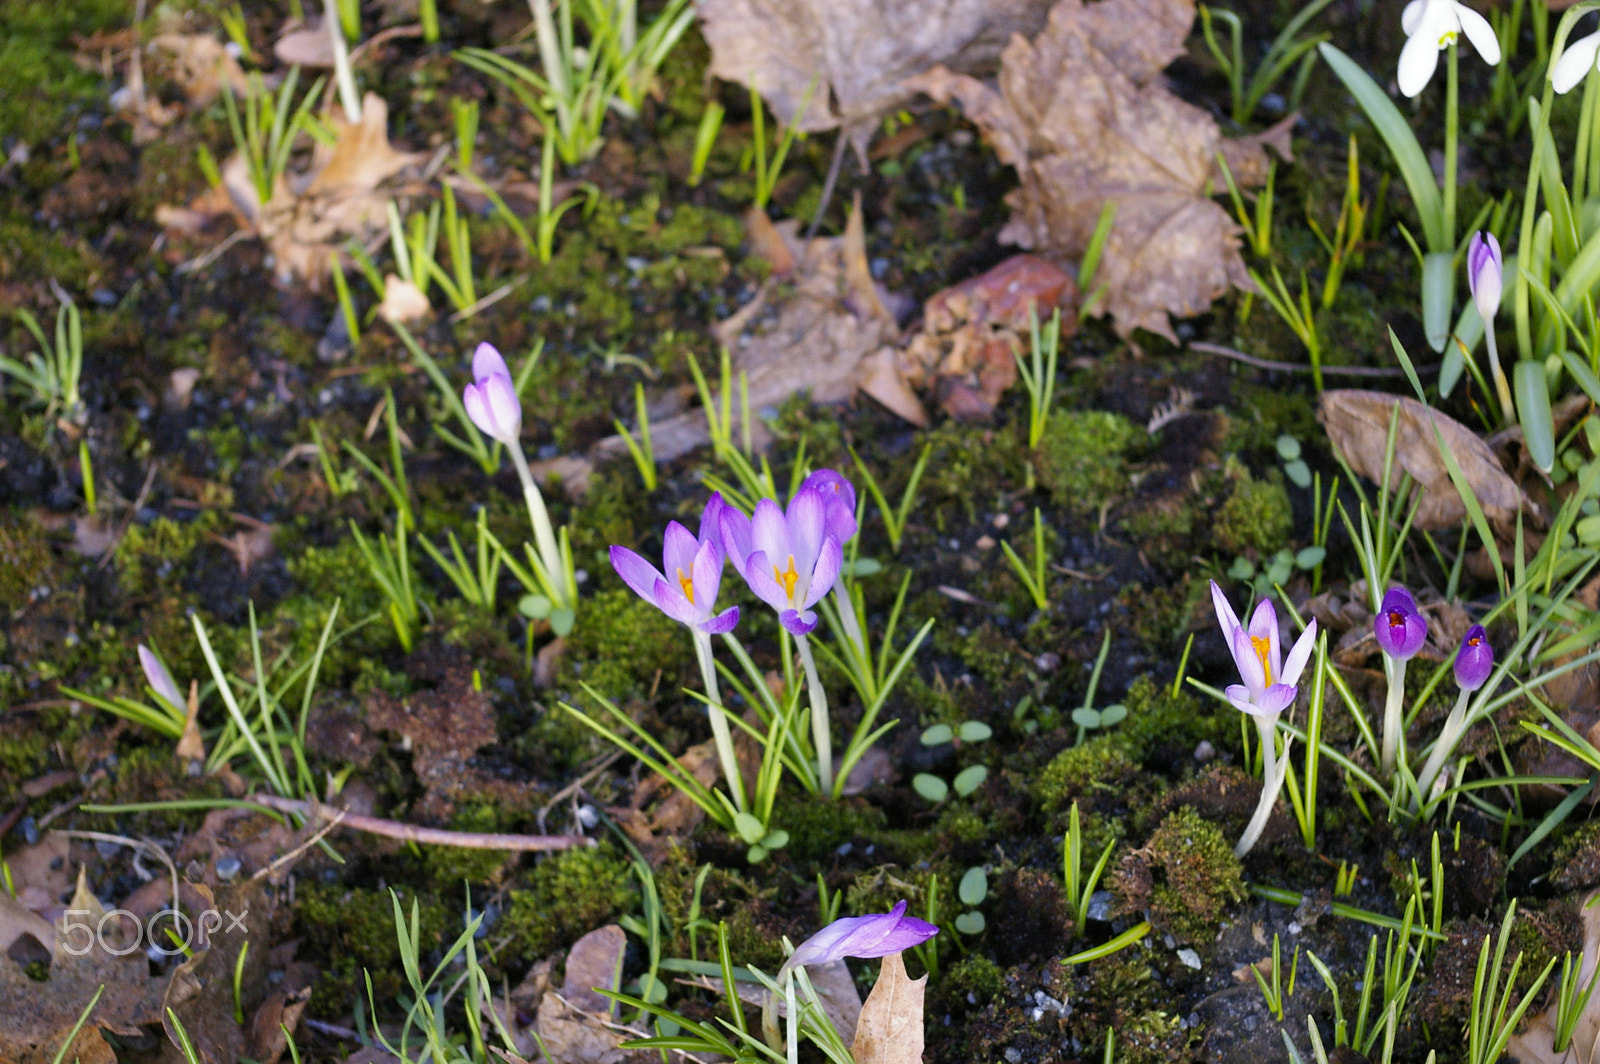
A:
1073,629,1126,746
912,721,991,803
955,866,988,934
1276,434,1312,488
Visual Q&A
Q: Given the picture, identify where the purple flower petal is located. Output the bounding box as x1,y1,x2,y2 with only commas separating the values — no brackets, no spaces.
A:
802,535,843,610
662,521,699,584
1454,624,1493,691
1280,620,1318,689
719,506,754,572
1375,586,1428,660
750,499,789,571
610,546,667,603
744,550,791,615
138,645,184,711
702,605,740,635
689,539,723,614
1232,626,1266,699
780,608,818,635
801,469,857,517
652,576,704,626
786,487,827,579
1210,580,1242,639
786,901,939,971
1257,683,1298,716
472,342,510,381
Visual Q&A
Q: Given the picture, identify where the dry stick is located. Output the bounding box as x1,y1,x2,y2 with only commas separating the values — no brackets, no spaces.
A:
246,794,593,850
252,810,346,882
1188,341,1441,377
802,132,851,245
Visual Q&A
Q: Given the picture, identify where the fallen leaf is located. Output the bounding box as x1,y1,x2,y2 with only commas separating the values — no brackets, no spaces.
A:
595,196,898,464
160,880,272,1064
1506,889,1599,1063
376,275,432,324
274,21,336,68
851,952,926,1064
897,253,1076,421
1319,390,1529,531
146,33,252,108
697,0,1054,159
909,0,1287,342
533,993,653,1064
561,925,626,1014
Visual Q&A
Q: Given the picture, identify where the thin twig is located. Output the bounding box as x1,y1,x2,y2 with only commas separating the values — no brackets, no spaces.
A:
246,794,593,851
536,749,622,835
1188,341,1441,377
802,132,850,245
252,809,346,882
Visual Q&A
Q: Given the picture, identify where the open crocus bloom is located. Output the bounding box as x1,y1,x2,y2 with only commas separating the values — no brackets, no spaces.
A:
610,494,739,635
461,342,521,447
782,901,938,974
1210,582,1316,718
1398,0,1500,97
721,485,842,635
1553,29,1600,94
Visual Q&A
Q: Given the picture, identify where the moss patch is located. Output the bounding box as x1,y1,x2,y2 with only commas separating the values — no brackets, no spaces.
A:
503,842,637,961
1035,411,1145,513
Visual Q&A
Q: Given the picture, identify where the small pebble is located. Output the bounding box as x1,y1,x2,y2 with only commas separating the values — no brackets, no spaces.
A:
1194,740,1216,763
1034,652,1060,673
975,535,996,550
992,513,1010,529
21,816,39,845
1177,948,1201,970
95,840,121,859
1003,1049,1022,1064
215,857,243,882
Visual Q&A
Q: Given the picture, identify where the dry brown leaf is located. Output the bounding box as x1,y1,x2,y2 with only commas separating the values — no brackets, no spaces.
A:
909,0,1286,342
1319,390,1528,531
697,0,1054,158
561,925,626,1014
160,880,271,1064
147,33,252,108
851,952,926,1064
376,275,432,325
274,22,336,68
534,993,653,1064
0,869,171,1064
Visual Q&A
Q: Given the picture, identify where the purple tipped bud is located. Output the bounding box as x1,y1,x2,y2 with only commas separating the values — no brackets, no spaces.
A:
1454,624,1493,691
782,901,938,973
1467,232,1503,325
1374,586,1428,661
462,342,522,447
138,644,184,712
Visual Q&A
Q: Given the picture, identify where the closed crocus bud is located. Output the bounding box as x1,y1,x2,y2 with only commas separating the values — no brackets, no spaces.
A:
138,644,184,712
1454,624,1493,691
1374,587,1429,660
781,901,938,974
1467,232,1502,324
462,342,522,447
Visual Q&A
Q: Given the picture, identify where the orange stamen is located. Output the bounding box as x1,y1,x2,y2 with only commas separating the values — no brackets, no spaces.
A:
677,567,695,604
1249,634,1274,685
774,555,800,602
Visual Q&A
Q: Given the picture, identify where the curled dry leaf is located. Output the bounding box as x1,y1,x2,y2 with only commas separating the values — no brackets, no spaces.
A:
697,0,1054,159
274,21,337,68
1318,390,1528,531
851,952,927,1064
909,0,1290,342
160,880,272,1064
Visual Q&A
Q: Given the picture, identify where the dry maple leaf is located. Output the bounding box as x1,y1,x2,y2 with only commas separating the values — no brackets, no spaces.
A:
697,0,1054,158
851,952,926,1064
909,0,1291,342
1318,389,1529,531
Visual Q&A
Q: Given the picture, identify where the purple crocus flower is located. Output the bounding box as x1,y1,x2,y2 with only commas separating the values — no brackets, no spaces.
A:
610,494,739,635
1374,587,1428,660
720,485,842,635
462,343,521,447
1454,624,1493,691
782,901,938,973
138,645,184,713
1210,582,1316,719
1467,232,1502,325
799,468,858,546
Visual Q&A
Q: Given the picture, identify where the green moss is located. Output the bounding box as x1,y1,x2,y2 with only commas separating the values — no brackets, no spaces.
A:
296,884,450,1014
1118,674,1232,765
503,842,637,961
0,217,103,287
776,797,888,862
1213,464,1292,558
942,954,1005,1007
1219,385,1320,455
0,522,53,605
845,867,942,925
923,422,1024,525
1133,807,1245,944
0,0,129,144
1035,411,1145,513
1033,735,1139,815
422,801,514,888
562,587,688,698
935,804,988,846
114,513,223,596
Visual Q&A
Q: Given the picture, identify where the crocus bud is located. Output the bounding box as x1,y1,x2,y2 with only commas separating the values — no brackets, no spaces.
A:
1454,624,1493,691
1374,587,1428,660
781,900,938,974
462,342,522,447
799,468,859,545
1467,232,1502,325
138,645,184,712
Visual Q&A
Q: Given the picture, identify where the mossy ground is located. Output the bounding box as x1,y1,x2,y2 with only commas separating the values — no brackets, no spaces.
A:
0,0,1590,1061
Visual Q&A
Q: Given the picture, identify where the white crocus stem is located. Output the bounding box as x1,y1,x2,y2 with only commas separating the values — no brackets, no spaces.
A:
1484,316,1513,421
832,583,868,668
1381,657,1409,776
506,439,570,607
1413,687,1473,814
1235,713,1286,858
693,630,747,813
323,0,362,124
795,634,834,796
